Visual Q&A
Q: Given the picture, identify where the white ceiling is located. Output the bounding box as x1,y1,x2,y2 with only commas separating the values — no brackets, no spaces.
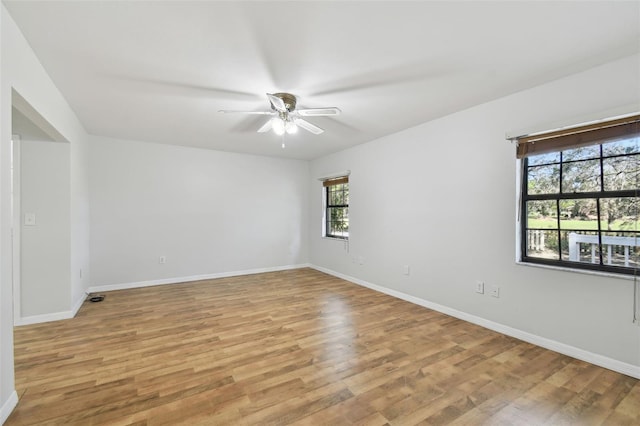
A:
4,1,639,160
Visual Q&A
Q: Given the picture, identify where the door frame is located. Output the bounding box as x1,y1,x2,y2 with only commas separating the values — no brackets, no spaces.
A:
11,134,21,323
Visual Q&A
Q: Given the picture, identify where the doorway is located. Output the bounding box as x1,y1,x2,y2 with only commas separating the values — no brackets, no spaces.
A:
11,92,71,325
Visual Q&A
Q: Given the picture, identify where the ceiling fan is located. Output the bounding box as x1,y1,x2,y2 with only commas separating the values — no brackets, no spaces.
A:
218,93,341,135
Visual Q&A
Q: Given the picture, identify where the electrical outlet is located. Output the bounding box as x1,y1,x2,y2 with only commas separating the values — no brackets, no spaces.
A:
475,281,484,294
24,213,36,226
159,256,166,264
490,285,500,298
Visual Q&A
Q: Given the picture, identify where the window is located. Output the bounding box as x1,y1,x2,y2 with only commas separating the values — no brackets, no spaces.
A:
516,115,640,275
324,176,349,239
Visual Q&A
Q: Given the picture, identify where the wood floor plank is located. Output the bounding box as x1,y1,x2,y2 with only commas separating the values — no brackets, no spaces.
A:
6,268,639,425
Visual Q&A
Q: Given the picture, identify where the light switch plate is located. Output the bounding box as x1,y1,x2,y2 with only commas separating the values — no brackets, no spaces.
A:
491,285,500,298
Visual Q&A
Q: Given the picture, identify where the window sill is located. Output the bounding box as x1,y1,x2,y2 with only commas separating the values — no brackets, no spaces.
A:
515,260,638,281
323,236,349,241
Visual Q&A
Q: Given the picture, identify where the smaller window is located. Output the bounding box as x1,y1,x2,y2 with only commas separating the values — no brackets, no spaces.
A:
324,177,349,239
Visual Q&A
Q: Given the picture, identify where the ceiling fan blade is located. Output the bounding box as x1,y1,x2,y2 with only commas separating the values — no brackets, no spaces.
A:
218,110,274,115
257,119,273,133
295,118,324,135
267,93,287,112
296,107,341,117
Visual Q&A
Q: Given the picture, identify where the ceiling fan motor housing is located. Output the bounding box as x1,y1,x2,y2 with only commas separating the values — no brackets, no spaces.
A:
272,92,297,112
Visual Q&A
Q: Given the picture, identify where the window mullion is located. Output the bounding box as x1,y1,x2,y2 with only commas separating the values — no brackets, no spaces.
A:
557,151,563,261
597,145,605,265
599,144,604,192
527,189,638,201
596,198,603,266
522,158,529,260
556,199,562,261
597,145,604,265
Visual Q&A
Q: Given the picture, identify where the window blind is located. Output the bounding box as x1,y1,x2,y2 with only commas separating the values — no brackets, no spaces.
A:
322,176,349,187
515,114,640,159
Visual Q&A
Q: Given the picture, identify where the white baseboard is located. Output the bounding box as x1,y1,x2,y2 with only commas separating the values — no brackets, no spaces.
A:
14,264,312,327
0,391,18,424
15,293,92,327
87,263,312,293
71,292,86,317
14,310,75,326
311,265,640,380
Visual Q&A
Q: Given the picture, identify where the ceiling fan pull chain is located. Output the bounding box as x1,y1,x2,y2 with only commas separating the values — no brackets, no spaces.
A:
281,133,286,149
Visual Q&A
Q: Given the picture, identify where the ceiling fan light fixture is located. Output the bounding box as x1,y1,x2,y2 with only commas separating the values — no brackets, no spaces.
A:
272,117,285,135
285,121,298,134
220,92,337,137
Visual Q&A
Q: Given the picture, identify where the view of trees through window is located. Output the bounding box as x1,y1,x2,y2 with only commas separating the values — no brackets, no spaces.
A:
326,182,349,239
523,136,640,273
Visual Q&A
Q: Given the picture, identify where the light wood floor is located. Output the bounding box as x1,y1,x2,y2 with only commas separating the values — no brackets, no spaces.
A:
6,268,639,425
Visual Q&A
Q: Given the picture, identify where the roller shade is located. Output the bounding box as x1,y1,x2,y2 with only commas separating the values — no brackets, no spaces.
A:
515,114,640,159
322,176,348,187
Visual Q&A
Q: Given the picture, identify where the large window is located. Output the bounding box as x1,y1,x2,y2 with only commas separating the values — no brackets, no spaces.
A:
517,115,640,275
324,176,349,239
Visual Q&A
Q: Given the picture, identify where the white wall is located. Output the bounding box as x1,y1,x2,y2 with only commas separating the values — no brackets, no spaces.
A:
1,5,90,422
20,140,70,317
310,54,640,375
89,136,309,288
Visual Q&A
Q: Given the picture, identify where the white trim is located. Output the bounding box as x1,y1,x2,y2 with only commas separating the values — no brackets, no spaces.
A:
11,135,21,323
12,90,67,143
515,259,639,281
71,292,85,316
0,391,18,424
311,264,640,380
14,291,88,327
322,236,349,242
15,310,75,326
87,264,311,293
